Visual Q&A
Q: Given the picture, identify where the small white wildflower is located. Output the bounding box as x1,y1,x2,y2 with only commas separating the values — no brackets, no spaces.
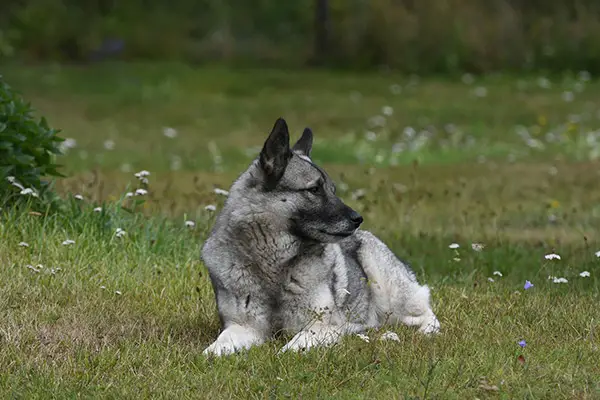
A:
382,106,394,116
356,333,370,343
134,170,150,178
125,192,134,198
100,285,106,290
115,290,122,295
579,271,591,278
62,239,75,246
135,188,148,196
74,194,84,201
548,275,556,280
449,243,460,249
552,277,568,284
562,91,574,103
18,242,29,247
471,243,484,252
365,131,377,141
185,220,196,228
204,204,216,211
488,277,495,282
26,264,40,273
453,257,461,262
403,126,416,138
473,86,488,98
545,253,561,260
59,138,77,153
390,84,402,95
20,188,38,197
493,271,503,277
115,228,126,238
103,139,115,150
93,207,102,212
380,331,400,342
595,250,600,258
214,188,229,196
163,127,178,139
461,73,474,85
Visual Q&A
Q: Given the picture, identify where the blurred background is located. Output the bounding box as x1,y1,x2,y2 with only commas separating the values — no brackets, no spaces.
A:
2,0,600,72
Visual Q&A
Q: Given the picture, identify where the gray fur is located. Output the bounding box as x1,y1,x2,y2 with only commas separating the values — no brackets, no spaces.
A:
201,118,440,356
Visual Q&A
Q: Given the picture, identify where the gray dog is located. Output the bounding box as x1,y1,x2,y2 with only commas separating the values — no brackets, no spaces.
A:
201,118,440,356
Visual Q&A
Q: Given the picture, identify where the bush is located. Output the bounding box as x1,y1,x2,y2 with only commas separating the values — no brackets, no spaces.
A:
0,75,64,209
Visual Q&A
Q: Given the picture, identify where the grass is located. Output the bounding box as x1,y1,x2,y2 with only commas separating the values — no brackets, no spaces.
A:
1,63,600,398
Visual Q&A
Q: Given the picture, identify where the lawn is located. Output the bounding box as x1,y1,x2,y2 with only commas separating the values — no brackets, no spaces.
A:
1,63,599,399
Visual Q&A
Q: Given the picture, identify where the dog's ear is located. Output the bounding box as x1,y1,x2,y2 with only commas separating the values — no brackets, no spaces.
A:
292,127,313,157
259,118,292,188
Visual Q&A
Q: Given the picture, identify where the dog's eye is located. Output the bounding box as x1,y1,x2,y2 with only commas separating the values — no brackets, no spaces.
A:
307,185,321,195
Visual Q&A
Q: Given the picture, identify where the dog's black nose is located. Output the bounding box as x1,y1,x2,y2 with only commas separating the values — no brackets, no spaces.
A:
350,211,363,228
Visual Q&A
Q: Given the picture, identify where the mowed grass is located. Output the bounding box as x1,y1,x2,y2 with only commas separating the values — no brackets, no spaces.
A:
1,63,600,398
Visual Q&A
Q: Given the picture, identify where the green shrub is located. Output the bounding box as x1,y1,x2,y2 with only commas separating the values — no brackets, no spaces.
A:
0,75,64,209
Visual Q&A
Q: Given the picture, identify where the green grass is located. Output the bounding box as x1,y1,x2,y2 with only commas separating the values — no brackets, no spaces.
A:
1,63,600,398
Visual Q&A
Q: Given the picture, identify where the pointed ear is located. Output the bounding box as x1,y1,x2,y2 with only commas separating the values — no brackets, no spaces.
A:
292,127,313,157
259,118,291,188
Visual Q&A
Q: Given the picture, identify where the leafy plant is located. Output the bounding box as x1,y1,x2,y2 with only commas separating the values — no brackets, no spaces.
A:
0,75,64,209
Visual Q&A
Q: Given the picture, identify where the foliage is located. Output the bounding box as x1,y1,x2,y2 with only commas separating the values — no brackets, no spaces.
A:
2,0,600,73
0,75,64,209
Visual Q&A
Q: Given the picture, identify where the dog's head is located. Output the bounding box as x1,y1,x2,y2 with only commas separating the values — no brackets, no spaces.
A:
253,117,362,243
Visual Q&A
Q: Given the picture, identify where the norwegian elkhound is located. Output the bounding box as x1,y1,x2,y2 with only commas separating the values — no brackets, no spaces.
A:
201,118,440,356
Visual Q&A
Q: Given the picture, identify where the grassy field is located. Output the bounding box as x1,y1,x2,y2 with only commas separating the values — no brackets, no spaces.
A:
1,63,600,399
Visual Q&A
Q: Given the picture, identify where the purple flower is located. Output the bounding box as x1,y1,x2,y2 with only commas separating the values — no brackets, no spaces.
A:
518,340,526,348
524,280,534,290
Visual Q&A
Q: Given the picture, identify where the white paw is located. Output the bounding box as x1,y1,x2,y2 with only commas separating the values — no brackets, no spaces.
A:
202,325,262,357
280,327,340,353
419,315,441,335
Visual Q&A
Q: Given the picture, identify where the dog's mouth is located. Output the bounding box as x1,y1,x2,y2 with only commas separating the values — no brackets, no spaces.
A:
320,229,356,238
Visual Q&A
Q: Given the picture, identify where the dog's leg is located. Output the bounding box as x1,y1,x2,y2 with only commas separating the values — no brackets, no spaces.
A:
356,231,441,335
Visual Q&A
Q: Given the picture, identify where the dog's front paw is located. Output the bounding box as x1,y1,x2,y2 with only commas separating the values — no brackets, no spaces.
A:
280,327,340,353
203,325,263,357
203,340,238,357
419,314,441,335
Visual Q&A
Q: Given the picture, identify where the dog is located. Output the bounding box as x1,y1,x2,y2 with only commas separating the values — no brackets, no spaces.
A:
201,118,440,356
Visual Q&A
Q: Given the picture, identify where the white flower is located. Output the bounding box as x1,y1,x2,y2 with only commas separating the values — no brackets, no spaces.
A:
487,277,495,282
389,84,402,95
115,228,126,238
204,204,216,211
103,139,115,150
545,253,561,260
214,188,229,196
125,192,134,198
100,285,106,290
134,170,150,179
115,290,122,295
493,271,503,277
185,220,196,228
74,194,84,200
18,242,29,247
365,131,377,141
382,106,394,116
595,251,600,258
552,277,568,284
59,138,77,153
473,86,488,98
135,188,148,196
579,271,591,278
453,257,461,262
163,127,178,138
471,243,484,252
93,207,102,212
562,91,574,102
26,264,41,273
62,239,75,246
449,243,460,249
379,331,400,342
356,333,370,343
20,188,38,197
